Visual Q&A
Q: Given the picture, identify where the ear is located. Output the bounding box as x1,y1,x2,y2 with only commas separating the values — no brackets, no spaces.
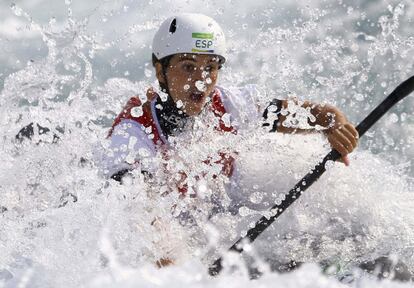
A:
155,62,166,84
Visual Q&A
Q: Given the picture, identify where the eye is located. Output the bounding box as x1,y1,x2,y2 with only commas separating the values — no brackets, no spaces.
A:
205,64,218,72
182,63,196,73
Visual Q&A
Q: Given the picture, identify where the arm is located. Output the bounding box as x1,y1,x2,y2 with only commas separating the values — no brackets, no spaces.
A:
264,99,359,165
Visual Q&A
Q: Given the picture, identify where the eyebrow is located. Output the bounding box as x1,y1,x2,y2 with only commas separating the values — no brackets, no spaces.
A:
177,57,219,64
178,57,197,62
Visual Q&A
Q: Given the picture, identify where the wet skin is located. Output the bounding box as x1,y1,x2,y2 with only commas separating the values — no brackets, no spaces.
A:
154,53,220,116
153,53,358,165
149,53,359,267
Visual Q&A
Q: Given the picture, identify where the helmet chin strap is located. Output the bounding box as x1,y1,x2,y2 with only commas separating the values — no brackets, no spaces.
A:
160,68,170,95
159,64,186,115
156,54,173,95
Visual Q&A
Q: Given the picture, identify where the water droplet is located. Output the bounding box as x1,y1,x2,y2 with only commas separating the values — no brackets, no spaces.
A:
350,43,359,52
183,84,190,91
238,206,251,217
325,160,335,170
389,113,398,123
144,68,152,78
249,192,263,204
139,93,148,103
138,148,150,157
160,93,168,102
195,81,206,92
221,113,231,127
131,106,143,118
120,144,128,152
354,93,364,101
176,100,183,109
10,3,23,16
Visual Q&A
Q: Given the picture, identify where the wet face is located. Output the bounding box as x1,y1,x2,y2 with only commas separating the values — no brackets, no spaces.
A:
155,53,221,116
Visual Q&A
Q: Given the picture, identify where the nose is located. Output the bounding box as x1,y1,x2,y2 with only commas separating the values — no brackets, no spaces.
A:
185,68,205,85
190,67,206,80
194,67,213,83
195,80,207,92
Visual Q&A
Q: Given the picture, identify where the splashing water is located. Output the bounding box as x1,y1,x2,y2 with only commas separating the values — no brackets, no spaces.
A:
0,0,414,287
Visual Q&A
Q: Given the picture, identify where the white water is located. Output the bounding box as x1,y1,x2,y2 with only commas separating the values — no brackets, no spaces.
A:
1,0,413,287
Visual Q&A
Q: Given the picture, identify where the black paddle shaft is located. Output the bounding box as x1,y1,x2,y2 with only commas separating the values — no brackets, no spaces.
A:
209,75,414,276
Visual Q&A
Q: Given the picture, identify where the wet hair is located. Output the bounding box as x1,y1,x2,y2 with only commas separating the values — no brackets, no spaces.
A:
152,53,173,93
152,53,173,69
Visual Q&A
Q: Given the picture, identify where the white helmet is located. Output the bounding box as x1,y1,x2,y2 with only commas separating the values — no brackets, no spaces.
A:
152,13,226,63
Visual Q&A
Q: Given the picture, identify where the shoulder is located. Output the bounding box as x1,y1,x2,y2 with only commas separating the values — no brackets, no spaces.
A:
217,84,262,101
116,96,146,123
215,85,262,129
108,95,152,137
216,84,266,111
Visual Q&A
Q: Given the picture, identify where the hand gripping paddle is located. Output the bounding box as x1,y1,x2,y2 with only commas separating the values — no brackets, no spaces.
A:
209,75,414,276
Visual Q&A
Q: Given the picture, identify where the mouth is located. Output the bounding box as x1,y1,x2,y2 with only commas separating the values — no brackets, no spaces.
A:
189,91,205,103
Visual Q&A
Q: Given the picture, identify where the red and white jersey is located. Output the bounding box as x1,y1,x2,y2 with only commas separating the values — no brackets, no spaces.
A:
102,85,262,179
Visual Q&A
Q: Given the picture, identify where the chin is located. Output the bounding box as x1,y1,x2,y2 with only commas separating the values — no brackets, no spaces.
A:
185,108,203,116
184,100,207,116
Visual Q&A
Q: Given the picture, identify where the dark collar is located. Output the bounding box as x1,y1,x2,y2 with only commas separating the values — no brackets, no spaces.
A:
154,94,190,138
